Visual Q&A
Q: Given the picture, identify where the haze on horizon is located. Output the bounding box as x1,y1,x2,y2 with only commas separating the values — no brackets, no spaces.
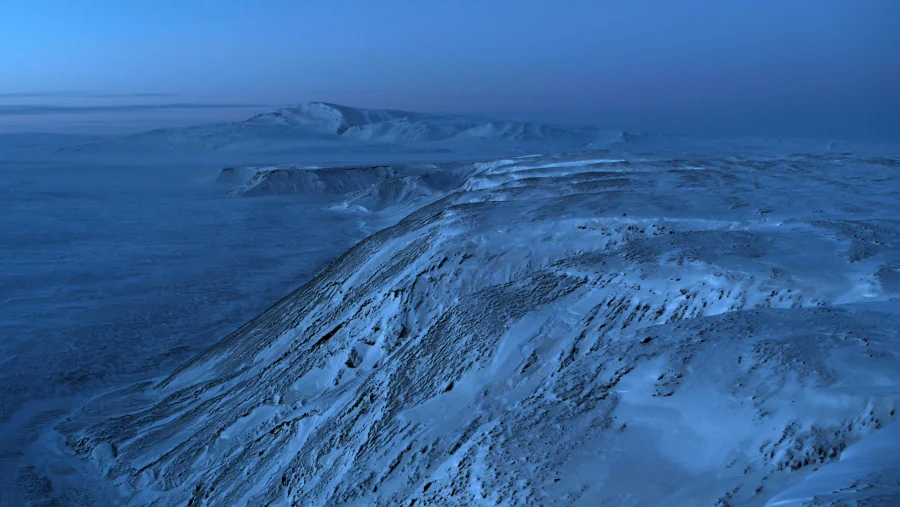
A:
1,0,898,140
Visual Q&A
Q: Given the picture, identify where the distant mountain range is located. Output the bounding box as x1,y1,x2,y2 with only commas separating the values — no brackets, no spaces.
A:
45,102,897,156
59,102,610,154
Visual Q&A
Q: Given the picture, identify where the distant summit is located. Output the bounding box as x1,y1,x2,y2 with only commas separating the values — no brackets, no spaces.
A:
242,103,431,136
242,102,599,143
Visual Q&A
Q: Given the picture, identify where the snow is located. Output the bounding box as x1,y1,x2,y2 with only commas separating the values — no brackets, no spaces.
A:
2,104,900,506
765,421,900,506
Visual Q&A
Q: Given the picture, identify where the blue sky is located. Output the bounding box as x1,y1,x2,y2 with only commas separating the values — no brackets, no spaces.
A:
1,0,898,138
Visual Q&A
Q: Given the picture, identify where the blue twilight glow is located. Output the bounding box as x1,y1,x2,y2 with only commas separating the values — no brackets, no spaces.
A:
1,0,898,137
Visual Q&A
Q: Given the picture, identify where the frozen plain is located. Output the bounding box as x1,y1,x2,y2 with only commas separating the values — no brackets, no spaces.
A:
2,103,900,506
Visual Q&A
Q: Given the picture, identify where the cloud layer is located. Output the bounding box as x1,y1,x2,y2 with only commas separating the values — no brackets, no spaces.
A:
0,103,265,116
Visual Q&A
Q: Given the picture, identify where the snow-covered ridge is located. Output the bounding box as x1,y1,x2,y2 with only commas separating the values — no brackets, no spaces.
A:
41,151,900,505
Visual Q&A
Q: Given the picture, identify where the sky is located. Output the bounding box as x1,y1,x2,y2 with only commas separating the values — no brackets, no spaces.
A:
1,0,898,139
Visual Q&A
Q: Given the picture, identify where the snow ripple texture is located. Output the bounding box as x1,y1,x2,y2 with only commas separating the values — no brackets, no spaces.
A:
48,152,900,506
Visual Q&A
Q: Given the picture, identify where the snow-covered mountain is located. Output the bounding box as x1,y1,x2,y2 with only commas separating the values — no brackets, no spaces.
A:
39,150,900,505
59,102,608,155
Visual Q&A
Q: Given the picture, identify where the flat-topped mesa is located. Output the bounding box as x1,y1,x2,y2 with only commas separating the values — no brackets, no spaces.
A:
225,164,395,197
214,167,238,182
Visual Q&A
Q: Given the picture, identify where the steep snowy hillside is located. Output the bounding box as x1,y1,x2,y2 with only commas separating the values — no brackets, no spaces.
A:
59,102,603,155
34,151,900,505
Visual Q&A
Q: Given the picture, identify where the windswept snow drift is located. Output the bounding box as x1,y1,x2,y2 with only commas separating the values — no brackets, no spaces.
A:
33,151,900,505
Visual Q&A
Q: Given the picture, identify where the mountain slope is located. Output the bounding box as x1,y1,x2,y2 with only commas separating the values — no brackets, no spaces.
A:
40,151,900,505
